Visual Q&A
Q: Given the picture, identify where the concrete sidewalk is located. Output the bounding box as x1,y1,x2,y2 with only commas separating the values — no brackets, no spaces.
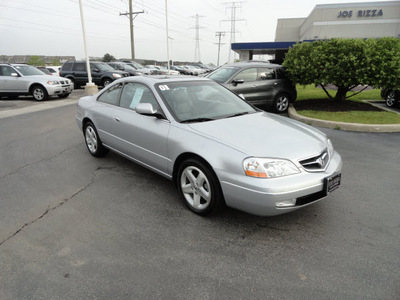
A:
0,89,85,120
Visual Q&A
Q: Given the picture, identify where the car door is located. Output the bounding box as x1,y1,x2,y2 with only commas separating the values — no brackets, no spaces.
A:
0,66,28,93
90,63,103,85
256,67,280,104
91,82,123,146
72,62,88,86
112,82,170,175
225,67,259,102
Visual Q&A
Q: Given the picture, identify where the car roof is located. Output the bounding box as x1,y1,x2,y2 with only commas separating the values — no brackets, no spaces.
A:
117,75,211,85
220,61,282,69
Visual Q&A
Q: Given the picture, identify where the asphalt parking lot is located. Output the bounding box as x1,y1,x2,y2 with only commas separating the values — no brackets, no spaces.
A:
0,91,399,299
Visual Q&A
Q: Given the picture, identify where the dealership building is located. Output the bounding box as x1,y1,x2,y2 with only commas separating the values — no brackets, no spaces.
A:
233,1,400,63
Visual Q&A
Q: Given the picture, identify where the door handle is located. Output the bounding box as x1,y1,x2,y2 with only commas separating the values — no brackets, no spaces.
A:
114,116,120,122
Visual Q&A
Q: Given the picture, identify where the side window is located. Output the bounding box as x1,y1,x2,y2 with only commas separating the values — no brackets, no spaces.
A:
97,83,122,105
0,66,15,76
73,63,86,72
258,68,275,80
119,82,159,111
232,68,257,82
61,62,73,71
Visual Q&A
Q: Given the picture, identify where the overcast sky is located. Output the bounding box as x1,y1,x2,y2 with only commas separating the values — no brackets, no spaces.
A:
0,0,386,65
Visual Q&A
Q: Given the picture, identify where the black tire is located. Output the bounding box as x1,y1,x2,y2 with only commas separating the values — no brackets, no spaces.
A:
58,93,70,99
386,90,399,108
31,85,48,101
102,78,112,87
273,93,290,113
177,158,224,216
83,122,109,157
70,79,80,89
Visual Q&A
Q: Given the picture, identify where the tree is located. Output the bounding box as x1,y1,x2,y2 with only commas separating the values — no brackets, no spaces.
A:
102,53,115,62
50,57,60,65
27,55,45,66
283,38,400,102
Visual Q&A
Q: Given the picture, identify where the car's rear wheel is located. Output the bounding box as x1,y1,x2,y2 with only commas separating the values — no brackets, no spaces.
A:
177,158,224,216
386,90,399,108
84,122,109,157
273,93,290,113
32,85,48,101
71,79,80,89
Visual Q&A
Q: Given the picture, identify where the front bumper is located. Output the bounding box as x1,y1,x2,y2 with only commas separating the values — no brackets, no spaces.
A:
46,83,74,96
220,151,343,216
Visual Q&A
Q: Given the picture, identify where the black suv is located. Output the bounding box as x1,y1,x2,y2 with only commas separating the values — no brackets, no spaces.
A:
60,61,129,88
206,61,297,113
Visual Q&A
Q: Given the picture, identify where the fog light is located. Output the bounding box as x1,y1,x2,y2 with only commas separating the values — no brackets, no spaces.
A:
276,199,296,208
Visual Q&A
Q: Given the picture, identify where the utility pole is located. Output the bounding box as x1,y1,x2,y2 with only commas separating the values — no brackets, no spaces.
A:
222,1,246,63
215,31,225,66
191,14,205,63
120,0,144,60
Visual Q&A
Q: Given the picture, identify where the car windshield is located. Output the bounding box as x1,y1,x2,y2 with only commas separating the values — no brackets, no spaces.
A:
123,64,137,72
94,63,115,72
14,65,46,76
130,61,144,69
206,67,239,83
156,81,257,123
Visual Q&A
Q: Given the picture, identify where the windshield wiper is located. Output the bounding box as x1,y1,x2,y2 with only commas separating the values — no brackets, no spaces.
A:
181,117,215,123
226,112,250,118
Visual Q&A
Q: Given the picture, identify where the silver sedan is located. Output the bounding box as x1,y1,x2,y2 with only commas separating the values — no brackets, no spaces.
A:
76,76,342,216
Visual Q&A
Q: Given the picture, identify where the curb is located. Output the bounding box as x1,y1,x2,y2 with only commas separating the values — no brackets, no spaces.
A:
288,105,400,133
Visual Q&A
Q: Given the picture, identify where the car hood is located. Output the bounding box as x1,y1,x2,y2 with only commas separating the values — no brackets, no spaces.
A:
188,112,328,159
29,75,70,82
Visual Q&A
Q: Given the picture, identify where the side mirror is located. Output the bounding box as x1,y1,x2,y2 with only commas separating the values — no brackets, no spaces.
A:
93,68,99,73
11,73,19,77
135,103,165,119
232,79,244,86
238,94,245,100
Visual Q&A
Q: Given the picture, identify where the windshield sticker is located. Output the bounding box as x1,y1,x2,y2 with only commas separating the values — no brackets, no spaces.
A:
130,88,144,109
159,85,170,91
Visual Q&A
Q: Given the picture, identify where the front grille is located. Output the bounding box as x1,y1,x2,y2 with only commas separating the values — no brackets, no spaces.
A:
299,149,329,171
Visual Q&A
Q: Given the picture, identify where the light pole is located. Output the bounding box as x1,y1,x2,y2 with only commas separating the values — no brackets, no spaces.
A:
165,0,170,72
78,0,98,95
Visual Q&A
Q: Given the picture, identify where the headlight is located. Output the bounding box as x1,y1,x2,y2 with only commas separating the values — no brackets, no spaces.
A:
243,157,300,178
112,73,122,78
47,80,60,85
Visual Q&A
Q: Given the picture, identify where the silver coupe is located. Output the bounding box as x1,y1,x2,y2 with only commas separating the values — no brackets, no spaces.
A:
76,76,342,216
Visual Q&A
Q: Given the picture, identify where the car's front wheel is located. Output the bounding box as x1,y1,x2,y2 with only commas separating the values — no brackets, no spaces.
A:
177,158,224,216
386,90,399,108
83,122,109,157
273,93,290,113
102,78,112,87
32,85,48,101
